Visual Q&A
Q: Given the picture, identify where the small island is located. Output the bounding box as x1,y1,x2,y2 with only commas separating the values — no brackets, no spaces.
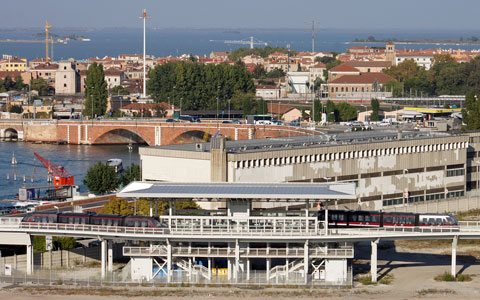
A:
349,35,480,45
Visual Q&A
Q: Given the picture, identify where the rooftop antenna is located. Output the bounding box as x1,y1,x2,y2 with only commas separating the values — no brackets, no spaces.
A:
139,9,151,99
50,37,54,62
311,20,315,53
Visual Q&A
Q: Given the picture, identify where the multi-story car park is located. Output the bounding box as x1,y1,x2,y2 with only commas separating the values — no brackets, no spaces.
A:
140,131,479,212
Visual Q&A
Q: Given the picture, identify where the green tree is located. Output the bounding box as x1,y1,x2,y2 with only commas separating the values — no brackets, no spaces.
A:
326,100,336,122
83,162,119,194
312,98,322,122
33,236,46,252
462,91,480,130
3,76,14,91
252,65,267,79
383,80,404,97
8,104,23,114
53,237,76,250
256,98,268,114
30,78,51,96
109,85,129,95
14,75,26,90
266,68,285,78
336,102,358,121
101,197,133,215
119,163,141,188
84,62,108,118
370,98,380,121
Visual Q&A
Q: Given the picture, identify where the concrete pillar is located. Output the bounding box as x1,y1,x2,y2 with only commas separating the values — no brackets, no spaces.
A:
235,239,240,281
266,258,271,282
167,241,172,283
371,239,378,283
227,258,232,280
188,258,192,281
208,257,212,280
107,241,113,272
101,240,107,278
26,243,33,275
305,200,309,233
285,258,289,281
246,258,250,281
150,201,153,217
168,200,173,229
451,236,458,276
304,240,309,285
325,203,329,235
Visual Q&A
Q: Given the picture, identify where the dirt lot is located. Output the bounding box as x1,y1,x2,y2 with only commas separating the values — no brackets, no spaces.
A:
1,241,480,300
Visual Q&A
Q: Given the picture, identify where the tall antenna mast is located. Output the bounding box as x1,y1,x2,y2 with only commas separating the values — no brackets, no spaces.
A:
311,20,315,53
51,37,54,61
45,20,52,62
139,9,151,99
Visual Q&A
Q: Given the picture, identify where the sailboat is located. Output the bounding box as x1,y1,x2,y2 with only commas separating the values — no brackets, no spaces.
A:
11,152,17,165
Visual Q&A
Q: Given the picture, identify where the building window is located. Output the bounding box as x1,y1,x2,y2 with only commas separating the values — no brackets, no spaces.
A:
64,83,67,88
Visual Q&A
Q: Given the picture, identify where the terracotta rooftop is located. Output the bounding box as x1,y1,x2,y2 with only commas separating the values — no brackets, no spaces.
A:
345,61,392,68
329,64,360,73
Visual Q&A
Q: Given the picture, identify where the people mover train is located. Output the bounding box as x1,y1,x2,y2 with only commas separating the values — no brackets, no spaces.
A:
22,212,162,228
319,209,458,228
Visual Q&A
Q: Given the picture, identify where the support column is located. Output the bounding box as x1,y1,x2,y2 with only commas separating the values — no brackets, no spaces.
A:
107,241,113,272
167,241,172,283
235,239,240,281
26,243,33,275
266,258,271,282
208,257,212,280
371,239,378,283
246,258,250,281
451,236,458,276
150,201,153,217
101,240,107,278
324,202,329,235
306,199,310,233
304,240,309,285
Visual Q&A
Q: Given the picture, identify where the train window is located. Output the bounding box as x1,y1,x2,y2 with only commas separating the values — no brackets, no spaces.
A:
384,216,392,223
392,217,398,223
364,215,370,222
48,216,56,223
428,218,434,225
351,215,358,222
436,218,442,225
372,215,379,223
339,214,345,221
331,214,338,221
358,215,364,222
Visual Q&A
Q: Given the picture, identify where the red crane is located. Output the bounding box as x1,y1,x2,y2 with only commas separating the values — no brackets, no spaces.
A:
34,152,74,186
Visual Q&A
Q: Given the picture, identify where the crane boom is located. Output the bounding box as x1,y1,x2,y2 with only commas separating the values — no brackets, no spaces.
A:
34,152,74,186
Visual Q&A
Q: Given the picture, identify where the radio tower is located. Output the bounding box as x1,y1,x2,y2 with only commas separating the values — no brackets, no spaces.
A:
45,20,52,62
139,9,150,99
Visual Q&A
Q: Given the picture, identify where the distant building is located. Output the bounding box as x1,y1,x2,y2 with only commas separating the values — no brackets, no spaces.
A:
256,85,280,99
326,72,393,99
0,57,27,72
55,61,79,95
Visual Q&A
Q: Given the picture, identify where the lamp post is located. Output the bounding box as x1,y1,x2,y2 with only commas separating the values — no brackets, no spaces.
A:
216,85,220,121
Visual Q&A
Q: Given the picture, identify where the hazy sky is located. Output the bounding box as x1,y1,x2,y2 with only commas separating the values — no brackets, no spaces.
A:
2,0,480,30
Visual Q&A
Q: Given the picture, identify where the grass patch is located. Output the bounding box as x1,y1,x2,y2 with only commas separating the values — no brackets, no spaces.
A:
378,274,394,285
417,288,456,296
434,272,472,282
456,209,480,221
357,275,376,285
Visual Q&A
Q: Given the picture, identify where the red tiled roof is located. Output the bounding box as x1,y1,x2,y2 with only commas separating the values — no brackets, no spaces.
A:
267,103,298,115
329,64,360,73
0,71,23,79
329,73,393,84
257,85,278,90
311,63,326,68
31,63,58,70
345,61,392,68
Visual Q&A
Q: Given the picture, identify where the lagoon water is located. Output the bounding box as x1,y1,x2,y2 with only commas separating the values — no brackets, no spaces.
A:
0,142,140,200
2,28,480,61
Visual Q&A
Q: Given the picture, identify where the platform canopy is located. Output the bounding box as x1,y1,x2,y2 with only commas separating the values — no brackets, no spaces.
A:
117,181,356,201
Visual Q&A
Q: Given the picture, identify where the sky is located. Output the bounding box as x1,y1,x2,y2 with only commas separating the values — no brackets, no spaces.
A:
1,0,480,31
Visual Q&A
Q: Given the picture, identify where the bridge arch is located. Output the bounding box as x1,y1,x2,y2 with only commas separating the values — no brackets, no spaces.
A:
3,128,18,140
92,129,148,145
169,130,212,145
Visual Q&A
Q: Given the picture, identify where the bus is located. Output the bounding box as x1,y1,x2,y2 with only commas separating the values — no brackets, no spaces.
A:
246,115,277,125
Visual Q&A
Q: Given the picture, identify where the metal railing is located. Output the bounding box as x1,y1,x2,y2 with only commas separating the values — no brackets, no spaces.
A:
122,246,354,258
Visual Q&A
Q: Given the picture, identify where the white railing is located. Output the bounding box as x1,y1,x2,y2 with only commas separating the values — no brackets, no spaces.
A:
0,217,22,227
161,215,319,235
17,222,170,236
330,226,461,235
459,221,480,228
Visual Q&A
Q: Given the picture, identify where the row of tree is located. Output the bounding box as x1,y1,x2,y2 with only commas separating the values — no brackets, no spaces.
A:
147,62,255,112
384,54,480,96
83,162,141,195
0,75,26,92
228,46,296,62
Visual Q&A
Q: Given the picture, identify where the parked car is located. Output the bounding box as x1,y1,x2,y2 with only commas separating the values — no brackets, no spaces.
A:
231,120,242,124
165,118,176,123
289,120,301,126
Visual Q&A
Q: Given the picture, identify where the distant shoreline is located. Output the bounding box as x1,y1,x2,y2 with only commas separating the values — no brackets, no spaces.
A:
347,40,480,46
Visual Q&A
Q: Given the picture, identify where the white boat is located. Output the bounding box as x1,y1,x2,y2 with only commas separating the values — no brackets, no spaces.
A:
107,159,123,173
11,153,17,165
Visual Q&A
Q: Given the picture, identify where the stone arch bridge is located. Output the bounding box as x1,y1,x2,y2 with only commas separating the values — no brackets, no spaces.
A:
0,120,318,146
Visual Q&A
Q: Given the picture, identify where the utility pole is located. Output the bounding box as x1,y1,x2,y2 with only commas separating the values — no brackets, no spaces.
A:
139,9,150,99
